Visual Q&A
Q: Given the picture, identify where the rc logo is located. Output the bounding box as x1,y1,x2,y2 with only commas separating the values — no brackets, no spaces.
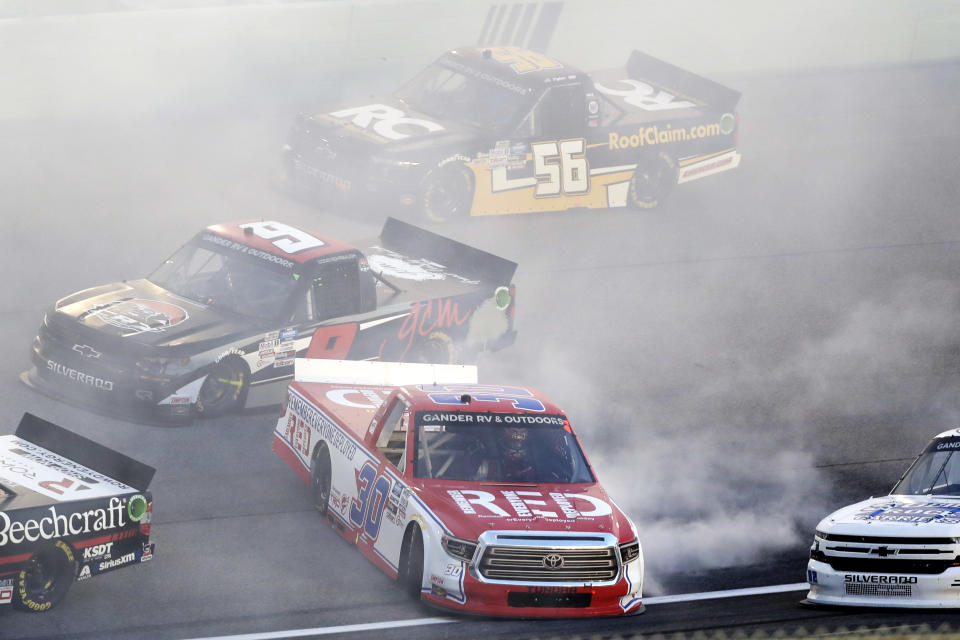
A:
330,104,444,141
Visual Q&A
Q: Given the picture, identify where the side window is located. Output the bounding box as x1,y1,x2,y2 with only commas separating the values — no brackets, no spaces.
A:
519,84,585,139
376,400,409,470
311,255,361,321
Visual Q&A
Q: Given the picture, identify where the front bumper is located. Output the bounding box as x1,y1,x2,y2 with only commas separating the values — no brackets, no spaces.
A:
423,570,644,618
806,558,960,608
25,329,196,422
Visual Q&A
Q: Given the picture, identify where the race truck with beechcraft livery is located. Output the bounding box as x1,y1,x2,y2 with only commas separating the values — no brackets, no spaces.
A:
22,218,516,422
272,358,644,617
0,413,154,612
807,428,960,608
284,45,740,222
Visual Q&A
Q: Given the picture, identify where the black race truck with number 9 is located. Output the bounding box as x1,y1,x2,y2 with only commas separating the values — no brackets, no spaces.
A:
284,45,740,222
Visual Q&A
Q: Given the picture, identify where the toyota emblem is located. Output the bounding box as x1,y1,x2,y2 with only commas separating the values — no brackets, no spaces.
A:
543,553,564,569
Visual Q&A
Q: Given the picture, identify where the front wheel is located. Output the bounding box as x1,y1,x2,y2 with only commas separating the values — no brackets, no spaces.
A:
195,356,249,418
13,540,77,613
422,163,474,223
628,152,676,210
398,525,425,600
310,444,332,515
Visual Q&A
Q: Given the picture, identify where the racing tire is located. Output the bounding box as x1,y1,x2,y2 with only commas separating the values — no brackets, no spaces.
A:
398,525,425,600
195,356,249,419
627,151,676,210
412,331,455,365
12,540,77,613
310,443,332,515
422,163,474,223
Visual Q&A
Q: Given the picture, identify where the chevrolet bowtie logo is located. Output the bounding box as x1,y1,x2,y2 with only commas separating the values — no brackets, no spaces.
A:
72,344,101,359
874,545,895,557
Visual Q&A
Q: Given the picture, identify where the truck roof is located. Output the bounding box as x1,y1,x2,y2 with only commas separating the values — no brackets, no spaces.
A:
205,220,357,265
443,46,585,90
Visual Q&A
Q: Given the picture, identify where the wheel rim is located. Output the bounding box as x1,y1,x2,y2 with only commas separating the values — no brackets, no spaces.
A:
311,450,331,511
424,167,472,223
198,360,246,413
23,555,55,603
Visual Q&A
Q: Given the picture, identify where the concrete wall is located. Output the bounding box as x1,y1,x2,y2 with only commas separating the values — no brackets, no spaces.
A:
2,0,958,119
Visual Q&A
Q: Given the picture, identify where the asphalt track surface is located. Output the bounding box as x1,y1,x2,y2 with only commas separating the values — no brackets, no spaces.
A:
3,16,960,640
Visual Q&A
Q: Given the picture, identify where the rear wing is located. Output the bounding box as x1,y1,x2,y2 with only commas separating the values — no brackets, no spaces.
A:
626,50,741,112
379,217,517,285
294,358,477,386
15,413,156,492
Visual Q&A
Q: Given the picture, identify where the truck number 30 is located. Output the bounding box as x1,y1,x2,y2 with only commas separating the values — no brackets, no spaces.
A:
350,463,392,540
532,139,588,197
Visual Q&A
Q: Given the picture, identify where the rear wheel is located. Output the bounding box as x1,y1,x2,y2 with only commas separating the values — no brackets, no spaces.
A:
310,444,332,515
13,541,76,613
628,152,676,210
398,525,425,600
412,331,454,364
195,356,249,418
422,163,474,223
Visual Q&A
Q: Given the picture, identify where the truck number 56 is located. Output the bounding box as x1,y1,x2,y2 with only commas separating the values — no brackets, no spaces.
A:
532,139,588,197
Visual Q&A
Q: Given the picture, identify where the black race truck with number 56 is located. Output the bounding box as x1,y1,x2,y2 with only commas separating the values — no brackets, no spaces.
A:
284,45,740,222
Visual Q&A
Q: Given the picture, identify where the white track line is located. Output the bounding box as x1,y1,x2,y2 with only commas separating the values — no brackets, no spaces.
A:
182,583,811,640
644,582,810,605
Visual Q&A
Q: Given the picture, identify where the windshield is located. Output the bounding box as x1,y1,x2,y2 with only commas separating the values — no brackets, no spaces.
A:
149,238,300,320
413,412,594,483
396,58,533,131
892,443,960,496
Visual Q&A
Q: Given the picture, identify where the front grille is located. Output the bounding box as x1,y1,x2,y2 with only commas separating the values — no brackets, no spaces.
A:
821,533,955,545
825,557,954,575
478,546,617,583
845,583,912,597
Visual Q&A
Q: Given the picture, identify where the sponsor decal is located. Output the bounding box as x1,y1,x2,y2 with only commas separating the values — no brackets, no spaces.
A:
446,489,612,519
854,501,960,524
90,299,188,334
608,122,724,150
202,233,295,269
77,565,92,581
0,577,13,604
1,441,130,500
595,78,696,112
528,585,579,594
488,46,562,74
807,569,818,584
46,360,114,391
98,552,136,572
480,140,527,170
83,542,114,561
0,497,128,546
366,248,478,285
286,394,358,461
280,327,298,341
438,57,527,95
933,437,960,451
329,104,444,141
844,575,918,584
325,388,387,410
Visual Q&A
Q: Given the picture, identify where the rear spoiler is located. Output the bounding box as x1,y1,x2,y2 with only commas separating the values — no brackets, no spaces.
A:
15,413,156,492
380,217,517,284
294,358,477,386
626,50,741,112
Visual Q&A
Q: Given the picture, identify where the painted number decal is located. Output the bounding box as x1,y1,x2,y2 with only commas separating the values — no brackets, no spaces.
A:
238,221,325,254
532,139,588,197
489,47,562,74
427,385,546,412
594,79,695,112
350,463,393,540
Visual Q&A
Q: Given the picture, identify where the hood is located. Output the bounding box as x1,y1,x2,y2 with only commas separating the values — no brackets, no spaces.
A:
818,494,960,538
51,279,258,353
303,97,480,157
414,480,634,542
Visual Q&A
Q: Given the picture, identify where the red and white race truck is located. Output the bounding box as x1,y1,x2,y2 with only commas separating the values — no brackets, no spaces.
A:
272,359,643,617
